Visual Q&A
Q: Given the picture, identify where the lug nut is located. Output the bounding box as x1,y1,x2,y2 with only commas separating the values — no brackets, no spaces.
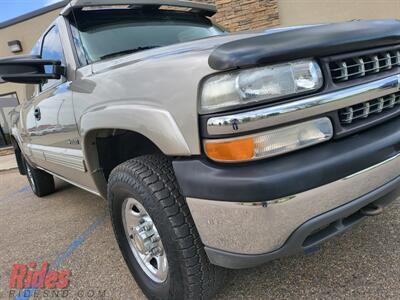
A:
143,222,153,231
137,221,152,232
151,235,160,243
151,246,163,256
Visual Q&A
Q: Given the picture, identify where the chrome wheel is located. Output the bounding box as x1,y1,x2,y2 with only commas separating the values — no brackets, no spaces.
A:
122,198,168,283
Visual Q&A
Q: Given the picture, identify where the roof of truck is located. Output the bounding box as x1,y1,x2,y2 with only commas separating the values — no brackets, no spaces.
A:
60,0,217,17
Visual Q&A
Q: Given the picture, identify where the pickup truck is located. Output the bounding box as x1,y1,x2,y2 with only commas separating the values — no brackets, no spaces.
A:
2,0,400,299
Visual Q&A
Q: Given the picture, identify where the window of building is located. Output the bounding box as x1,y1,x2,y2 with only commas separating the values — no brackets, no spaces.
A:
0,92,19,148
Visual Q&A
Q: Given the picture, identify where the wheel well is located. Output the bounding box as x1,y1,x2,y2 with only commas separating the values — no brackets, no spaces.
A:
93,130,162,181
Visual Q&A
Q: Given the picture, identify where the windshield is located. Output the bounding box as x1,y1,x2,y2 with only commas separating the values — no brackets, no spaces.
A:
70,10,225,63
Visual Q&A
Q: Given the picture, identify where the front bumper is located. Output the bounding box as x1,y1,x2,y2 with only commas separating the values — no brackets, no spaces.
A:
185,152,400,264
173,117,400,269
202,179,400,269
174,117,400,202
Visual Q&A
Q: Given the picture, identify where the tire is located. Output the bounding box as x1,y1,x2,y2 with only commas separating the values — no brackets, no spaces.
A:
13,146,26,175
25,161,55,197
108,154,226,300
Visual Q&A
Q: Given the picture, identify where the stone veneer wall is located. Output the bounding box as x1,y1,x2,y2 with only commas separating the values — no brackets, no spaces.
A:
197,0,280,32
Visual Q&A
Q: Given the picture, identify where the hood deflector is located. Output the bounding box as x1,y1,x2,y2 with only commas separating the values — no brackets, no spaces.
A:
61,0,217,17
209,20,400,71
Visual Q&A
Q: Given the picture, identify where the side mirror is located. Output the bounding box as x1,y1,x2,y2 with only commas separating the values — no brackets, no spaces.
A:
0,55,65,84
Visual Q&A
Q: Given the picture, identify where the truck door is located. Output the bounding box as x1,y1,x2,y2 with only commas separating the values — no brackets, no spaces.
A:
29,25,85,182
17,95,37,161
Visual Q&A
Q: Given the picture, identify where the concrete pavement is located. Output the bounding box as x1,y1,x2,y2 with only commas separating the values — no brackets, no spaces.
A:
0,154,17,171
0,169,399,299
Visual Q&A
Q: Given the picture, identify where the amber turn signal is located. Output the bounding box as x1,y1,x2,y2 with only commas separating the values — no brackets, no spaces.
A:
204,138,254,162
204,118,333,163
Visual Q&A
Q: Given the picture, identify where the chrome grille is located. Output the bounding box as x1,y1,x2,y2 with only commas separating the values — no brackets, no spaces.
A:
339,92,400,124
329,50,400,82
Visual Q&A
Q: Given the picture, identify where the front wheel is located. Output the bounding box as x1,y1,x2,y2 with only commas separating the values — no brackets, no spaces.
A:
108,155,225,300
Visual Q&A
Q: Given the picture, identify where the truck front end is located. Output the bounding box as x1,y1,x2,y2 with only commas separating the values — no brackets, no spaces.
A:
19,2,399,298
173,20,400,269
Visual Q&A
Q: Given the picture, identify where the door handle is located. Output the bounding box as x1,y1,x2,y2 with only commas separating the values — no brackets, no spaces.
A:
34,107,41,121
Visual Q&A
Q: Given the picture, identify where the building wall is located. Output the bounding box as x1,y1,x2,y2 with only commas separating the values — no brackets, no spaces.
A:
202,0,280,32
0,9,61,103
278,0,400,26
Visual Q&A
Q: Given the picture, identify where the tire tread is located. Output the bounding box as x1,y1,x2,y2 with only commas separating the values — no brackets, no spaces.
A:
108,155,225,300
26,162,55,197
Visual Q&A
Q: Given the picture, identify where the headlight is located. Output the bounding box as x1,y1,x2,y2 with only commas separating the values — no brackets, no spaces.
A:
200,59,323,113
204,117,333,162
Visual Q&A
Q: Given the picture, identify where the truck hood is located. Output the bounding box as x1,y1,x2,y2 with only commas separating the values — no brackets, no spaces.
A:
210,19,400,70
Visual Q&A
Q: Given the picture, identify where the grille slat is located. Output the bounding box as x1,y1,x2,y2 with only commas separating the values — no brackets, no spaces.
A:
340,97,399,115
329,49,400,82
339,93,400,124
331,56,399,70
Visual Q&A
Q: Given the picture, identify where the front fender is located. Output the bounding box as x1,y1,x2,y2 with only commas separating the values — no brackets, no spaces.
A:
80,103,193,198
80,103,192,156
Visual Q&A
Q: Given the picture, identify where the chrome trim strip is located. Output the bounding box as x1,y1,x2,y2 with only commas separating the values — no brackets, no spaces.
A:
187,152,400,255
28,144,86,172
207,74,400,135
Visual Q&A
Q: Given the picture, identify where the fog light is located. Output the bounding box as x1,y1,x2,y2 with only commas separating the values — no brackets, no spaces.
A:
204,117,333,162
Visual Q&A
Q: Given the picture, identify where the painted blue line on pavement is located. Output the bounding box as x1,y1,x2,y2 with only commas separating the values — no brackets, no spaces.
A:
14,213,107,300
16,186,30,193
51,214,107,269
0,185,30,203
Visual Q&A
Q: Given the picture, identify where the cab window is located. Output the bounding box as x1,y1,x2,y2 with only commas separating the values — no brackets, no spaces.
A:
69,9,225,63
